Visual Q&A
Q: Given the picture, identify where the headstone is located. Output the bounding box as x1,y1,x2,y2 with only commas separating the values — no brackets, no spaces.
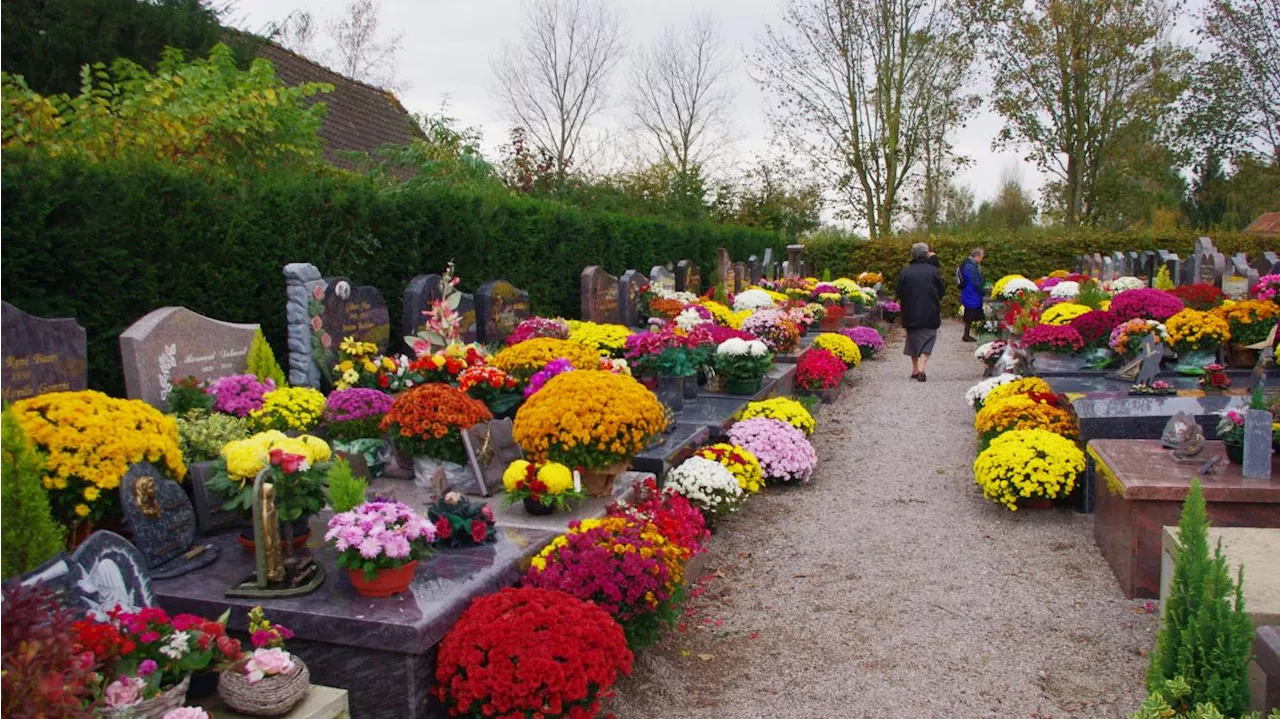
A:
1,301,88,403
1075,255,1086,275
685,262,702,294
284,265,391,388
1112,252,1127,278
1241,409,1274,479
734,261,748,293
68,531,155,620
786,245,804,278
475,280,531,345
1251,253,1272,277
119,307,258,409
748,255,761,284
716,247,732,290
401,273,442,339
187,461,239,535
1127,251,1142,278
762,248,775,280
580,266,620,323
1156,250,1179,287
1102,256,1115,282
1199,252,1227,287
650,266,676,293
119,463,218,579
322,278,391,352
1140,251,1156,282
1231,253,1251,278
674,260,692,293
284,262,326,387
617,270,649,327
1264,251,1279,270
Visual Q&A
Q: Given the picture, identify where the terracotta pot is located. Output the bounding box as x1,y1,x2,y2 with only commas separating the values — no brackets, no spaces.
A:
523,497,555,516
1018,497,1053,510
1225,441,1244,465
580,462,628,498
347,559,419,597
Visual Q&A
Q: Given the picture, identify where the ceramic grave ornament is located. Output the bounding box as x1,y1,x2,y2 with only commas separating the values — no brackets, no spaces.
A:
120,307,258,409
119,463,218,579
1161,412,1205,460
226,470,325,598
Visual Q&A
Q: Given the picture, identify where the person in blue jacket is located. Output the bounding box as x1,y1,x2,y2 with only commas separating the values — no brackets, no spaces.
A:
959,247,985,342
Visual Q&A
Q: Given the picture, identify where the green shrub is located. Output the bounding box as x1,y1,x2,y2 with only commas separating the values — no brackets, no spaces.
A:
1132,677,1280,718
176,411,253,464
246,329,286,388
326,458,367,513
1147,478,1254,715
1,407,65,577
0,153,782,395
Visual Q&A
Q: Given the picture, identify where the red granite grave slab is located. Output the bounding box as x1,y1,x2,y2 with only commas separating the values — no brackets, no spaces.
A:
1090,439,1279,599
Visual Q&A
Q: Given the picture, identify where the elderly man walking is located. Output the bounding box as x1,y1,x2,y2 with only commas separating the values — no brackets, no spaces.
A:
896,242,944,382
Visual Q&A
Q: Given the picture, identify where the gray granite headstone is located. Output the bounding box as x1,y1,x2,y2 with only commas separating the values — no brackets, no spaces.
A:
68,531,155,620
119,307,258,409
1090,252,1104,279
1241,409,1274,479
1264,251,1279,270
475,279,531,345
1128,251,1142,278
1102,256,1115,282
650,265,676,293
1140,251,1156,281
676,261,702,294
119,463,218,579
1231,253,1251,278
762,248,775,279
1112,252,1127,278
580,266,620,323
786,245,804,278
15,552,82,605
1156,251,1179,286
734,261,748,293
716,247,732,291
617,270,648,327
1,301,88,403
1074,255,1085,274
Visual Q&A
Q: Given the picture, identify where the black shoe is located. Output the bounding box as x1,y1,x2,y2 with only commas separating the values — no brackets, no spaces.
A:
917,373,927,382
910,371,920,379
962,336,978,343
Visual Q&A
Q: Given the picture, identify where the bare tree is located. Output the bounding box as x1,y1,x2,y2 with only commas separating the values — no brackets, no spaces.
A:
1200,0,1280,162
629,14,735,175
275,10,318,58
492,0,624,175
752,0,977,238
327,0,404,90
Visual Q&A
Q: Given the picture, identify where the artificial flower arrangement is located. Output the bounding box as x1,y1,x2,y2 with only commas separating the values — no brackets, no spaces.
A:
739,396,817,436
428,492,497,547
841,325,884,357
249,387,326,433
981,376,1054,409
1039,302,1091,326
733,288,777,312
1165,308,1231,355
726,417,817,484
1129,379,1176,396
1252,274,1280,302
456,365,521,416
1168,283,1225,311
502,459,584,513
1198,362,1231,391
178,412,253,463
796,347,847,392
1069,309,1123,348
1108,318,1170,356
504,316,569,346
964,373,1021,411
215,607,307,715
811,332,862,367
523,517,686,647
205,374,275,418
433,587,634,719
209,430,331,526
1020,324,1085,354
1048,281,1081,300
512,371,668,472
567,320,633,357
325,499,435,596
713,337,774,389
11,390,186,527
693,443,764,494
663,456,746,517
380,384,492,464
740,309,802,354
1213,299,1279,346
972,428,1084,510
489,337,602,381
607,476,709,557
1108,276,1146,293
1109,288,1184,322
973,340,1008,370
974,394,1078,447
322,388,394,442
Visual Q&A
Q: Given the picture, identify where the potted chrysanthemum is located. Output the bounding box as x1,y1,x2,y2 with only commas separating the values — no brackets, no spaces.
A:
713,338,773,395
325,499,436,596
501,459,584,515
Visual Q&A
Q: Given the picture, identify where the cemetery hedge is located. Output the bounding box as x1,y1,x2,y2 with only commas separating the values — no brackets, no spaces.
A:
804,230,1274,310
0,154,785,395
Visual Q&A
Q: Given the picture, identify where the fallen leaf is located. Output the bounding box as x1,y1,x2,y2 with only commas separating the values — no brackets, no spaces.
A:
697,653,714,661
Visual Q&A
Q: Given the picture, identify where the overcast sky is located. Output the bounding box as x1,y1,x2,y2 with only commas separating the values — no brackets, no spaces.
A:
227,0,1205,216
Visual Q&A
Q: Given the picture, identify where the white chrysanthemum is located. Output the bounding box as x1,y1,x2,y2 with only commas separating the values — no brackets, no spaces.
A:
974,340,1007,361
1109,276,1145,293
665,457,745,515
964,374,1021,409
1000,278,1040,298
733,289,776,312
674,308,708,332
717,338,749,355
1049,281,1080,299
656,289,699,303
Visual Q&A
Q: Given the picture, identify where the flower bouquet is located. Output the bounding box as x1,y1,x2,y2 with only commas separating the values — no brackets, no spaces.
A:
512,371,667,496
250,387,326,433
1198,362,1231,392
1109,288,1184,322
1252,274,1280,302
972,428,1083,510
456,365,521,417
326,500,435,596
741,309,802,354
693,443,764,494
713,338,773,394
427,492,496,546
974,394,1077,448
608,477,709,556
1169,283,1225,310
973,340,1008,374
217,607,308,716
664,456,745,518
209,431,331,541
841,326,884,358
434,587,633,718
380,384,492,486
812,332,861,368
489,337,602,382
1108,319,1170,357
504,317,569,346
726,417,817,484
739,396,817,436
524,517,685,647
502,459,584,514
796,347,846,398
1129,380,1176,396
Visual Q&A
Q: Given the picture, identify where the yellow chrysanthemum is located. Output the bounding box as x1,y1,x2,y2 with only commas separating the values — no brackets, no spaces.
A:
811,333,862,367
693,443,764,494
1040,303,1092,326
491,338,602,381
973,429,1083,510
991,274,1031,297
1165,308,1231,353
250,387,326,432
74,503,91,518
975,395,1077,440
982,377,1054,408
739,397,817,436
566,321,633,356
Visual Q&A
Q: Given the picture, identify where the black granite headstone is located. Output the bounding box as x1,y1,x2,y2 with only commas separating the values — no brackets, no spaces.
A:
119,463,219,579
68,531,155,620
322,278,391,351
1,301,88,403
580,266,620,323
475,279,531,345
748,255,761,284
401,273,442,339
617,270,648,327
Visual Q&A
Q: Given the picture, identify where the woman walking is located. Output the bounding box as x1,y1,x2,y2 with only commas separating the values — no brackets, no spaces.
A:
896,242,944,382
959,247,985,342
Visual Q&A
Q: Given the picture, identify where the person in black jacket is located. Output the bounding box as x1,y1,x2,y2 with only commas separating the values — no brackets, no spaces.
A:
896,242,944,382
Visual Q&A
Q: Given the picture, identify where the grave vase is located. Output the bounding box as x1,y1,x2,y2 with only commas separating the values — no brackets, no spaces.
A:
523,497,556,516
657,375,685,412
1225,441,1244,465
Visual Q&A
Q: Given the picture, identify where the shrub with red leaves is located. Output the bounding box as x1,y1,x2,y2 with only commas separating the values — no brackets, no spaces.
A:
435,587,633,719
1168,283,1225,311
2,584,97,719
1070,310,1123,348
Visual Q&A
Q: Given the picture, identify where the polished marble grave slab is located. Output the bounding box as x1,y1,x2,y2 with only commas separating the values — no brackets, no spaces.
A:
1090,439,1278,598
631,423,710,479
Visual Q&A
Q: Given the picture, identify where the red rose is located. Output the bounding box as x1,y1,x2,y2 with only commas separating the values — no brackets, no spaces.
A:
269,448,284,466
470,521,487,544
216,634,243,660
378,374,390,388
435,516,452,540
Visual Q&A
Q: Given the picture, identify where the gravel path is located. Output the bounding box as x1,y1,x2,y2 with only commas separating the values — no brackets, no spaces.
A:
609,320,1158,718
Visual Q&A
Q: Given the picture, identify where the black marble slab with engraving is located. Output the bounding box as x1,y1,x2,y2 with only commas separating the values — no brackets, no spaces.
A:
119,463,218,579
676,395,752,438
152,521,557,719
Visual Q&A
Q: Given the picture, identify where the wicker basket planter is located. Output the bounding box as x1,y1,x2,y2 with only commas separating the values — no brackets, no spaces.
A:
218,658,310,716
100,675,191,719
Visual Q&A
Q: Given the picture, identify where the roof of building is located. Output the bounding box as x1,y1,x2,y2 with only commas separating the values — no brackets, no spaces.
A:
1244,212,1280,236
250,39,424,170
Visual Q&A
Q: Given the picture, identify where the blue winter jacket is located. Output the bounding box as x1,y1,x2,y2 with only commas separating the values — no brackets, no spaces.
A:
960,259,984,309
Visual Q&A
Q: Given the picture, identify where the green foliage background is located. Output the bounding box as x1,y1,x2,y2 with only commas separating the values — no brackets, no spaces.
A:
0,153,784,395
1,407,66,576
804,229,1274,309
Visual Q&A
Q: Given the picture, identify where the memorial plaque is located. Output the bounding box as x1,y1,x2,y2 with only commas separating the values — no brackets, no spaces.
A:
119,463,218,579
1,301,88,403
580,266,620,323
1241,410,1274,480
68,531,155,620
475,279,531,345
617,270,648,327
120,307,257,409
650,265,676,293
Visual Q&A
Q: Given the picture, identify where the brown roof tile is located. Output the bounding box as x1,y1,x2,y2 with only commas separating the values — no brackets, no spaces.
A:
1244,212,1280,236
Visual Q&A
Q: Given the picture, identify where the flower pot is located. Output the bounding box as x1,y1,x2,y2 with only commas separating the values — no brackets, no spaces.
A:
239,518,311,551
347,559,419,597
1018,497,1053,510
1225,441,1244,465
724,377,762,395
580,462,628,498
683,377,699,400
657,375,685,413
412,456,471,491
522,497,556,516
1225,343,1259,368
637,375,659,391
218,657,310,716
187,671,219,700
101,674,191,719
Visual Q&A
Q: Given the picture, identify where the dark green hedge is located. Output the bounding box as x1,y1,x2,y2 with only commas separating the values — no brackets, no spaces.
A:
1,154,784,395
804,229,1274,310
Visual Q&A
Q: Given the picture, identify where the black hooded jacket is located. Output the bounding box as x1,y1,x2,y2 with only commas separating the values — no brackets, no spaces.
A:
896,258,944,330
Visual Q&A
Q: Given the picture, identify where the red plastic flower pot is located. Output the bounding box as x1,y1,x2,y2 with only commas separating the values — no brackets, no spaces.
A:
347,560,419,598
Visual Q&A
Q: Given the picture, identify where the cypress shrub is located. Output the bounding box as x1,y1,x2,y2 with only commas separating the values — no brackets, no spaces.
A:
1,407,65,578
